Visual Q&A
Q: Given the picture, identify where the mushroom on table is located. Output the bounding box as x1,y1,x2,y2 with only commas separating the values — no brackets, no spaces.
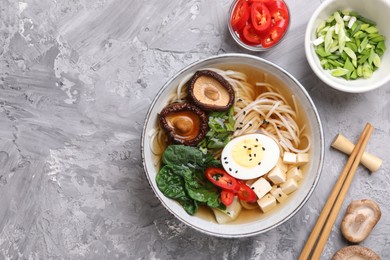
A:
341,199,381,243
332,245,380,260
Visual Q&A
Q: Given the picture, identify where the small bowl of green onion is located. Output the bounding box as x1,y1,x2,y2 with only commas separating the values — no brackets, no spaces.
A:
305,0,390,93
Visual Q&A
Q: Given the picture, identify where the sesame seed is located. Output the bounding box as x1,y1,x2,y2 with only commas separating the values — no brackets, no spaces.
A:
243,146,247,148
258,162,261,165
256,138,259,142
249,123,252,127
240,122,243,125
262,147,265,151
248,148,251,150
224,157,227,160
225,161,228,164
254,154,256,157
243,111,246,115
229,168,232,172
249,158,252,161
251,187,254,190
235,170,238,173
255,145,258,147
249,154,252,157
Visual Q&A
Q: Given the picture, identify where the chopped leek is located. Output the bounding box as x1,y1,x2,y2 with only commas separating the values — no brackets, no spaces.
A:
313,10,386,80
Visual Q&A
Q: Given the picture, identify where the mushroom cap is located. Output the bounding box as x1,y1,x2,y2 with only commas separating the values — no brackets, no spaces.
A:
341,199,381,243
159,102,208,146
188,70,235,111
332,245,380,260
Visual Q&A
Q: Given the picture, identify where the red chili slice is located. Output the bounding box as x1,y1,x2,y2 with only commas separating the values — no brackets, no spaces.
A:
261,18,288,48
248,0,273,5
221,190,235,206
231,0,250,32
205,167,239,191
268,0,289,23
243,23,266,44
237,181,257,203
251,2,272,32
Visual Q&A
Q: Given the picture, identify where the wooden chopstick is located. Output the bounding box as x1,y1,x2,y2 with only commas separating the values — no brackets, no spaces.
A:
299,123,374,260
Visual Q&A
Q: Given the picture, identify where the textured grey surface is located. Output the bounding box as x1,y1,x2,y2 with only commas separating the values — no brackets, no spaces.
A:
0,0,389,259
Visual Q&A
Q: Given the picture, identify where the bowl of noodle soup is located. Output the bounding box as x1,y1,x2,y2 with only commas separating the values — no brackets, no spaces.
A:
141,54,324,237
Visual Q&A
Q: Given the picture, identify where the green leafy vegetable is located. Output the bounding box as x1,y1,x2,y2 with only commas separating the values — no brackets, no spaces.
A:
313,10,386,80
156,165,198,215
156,145,224,215
162,145,220,169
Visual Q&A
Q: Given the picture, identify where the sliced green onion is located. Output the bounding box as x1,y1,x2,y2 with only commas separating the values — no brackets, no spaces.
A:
344,47,357,61
313,10,386,80
348,16,357,28
331,68,349,77
324,27,334,53
313,36,325,46
373,53,381,67
362,62,373,78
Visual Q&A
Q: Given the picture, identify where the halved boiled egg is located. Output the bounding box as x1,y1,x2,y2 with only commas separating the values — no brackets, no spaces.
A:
221,133,280,180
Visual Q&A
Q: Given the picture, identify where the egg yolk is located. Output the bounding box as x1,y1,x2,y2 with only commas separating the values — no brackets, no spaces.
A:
232,138,265,168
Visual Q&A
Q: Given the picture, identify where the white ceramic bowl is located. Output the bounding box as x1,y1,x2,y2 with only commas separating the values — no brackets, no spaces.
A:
305,0,390,93
141,54,324,238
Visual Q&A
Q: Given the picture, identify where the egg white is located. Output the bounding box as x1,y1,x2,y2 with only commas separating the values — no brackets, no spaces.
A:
221,133,280,180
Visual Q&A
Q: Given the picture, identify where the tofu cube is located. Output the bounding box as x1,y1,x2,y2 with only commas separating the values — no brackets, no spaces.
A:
296,153,309,166
287,167,303,182
277,157,288,172
267,165,287,185
270,187,289,203
280,178,299,195
212,196,242,224
283,152,297,164
250,177,272,199
257,193,277,213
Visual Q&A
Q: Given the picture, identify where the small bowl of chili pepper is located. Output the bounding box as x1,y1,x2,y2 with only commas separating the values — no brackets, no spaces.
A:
228,0,290,51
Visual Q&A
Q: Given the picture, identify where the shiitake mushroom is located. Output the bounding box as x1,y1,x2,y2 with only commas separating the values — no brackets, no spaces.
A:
188,70,235,111
341,199,381,243
332,245,380,260
159,102,208,146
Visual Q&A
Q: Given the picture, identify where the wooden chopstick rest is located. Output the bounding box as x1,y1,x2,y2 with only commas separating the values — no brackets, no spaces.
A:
331,134,382,172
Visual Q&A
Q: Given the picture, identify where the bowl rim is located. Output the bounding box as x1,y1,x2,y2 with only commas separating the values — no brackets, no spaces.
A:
304,0,390,93
141,53,324,237
227,0,291,52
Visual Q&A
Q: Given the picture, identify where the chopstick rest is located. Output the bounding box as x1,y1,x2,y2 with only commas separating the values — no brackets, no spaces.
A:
331,134,382,172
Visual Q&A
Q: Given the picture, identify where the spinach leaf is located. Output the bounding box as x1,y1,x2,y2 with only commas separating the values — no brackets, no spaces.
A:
156,164,198,215
157,145,224,215
182,170,224,209
156,164,188,199
162,145,220,169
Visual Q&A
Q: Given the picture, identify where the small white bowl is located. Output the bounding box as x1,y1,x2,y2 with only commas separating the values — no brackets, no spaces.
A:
305,0,390,93
141,54,324,238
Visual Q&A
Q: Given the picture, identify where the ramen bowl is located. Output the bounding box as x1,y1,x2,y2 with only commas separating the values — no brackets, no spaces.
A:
141,54,324,238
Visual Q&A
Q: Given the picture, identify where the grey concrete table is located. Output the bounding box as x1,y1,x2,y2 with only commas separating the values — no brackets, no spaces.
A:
0,0,389,259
